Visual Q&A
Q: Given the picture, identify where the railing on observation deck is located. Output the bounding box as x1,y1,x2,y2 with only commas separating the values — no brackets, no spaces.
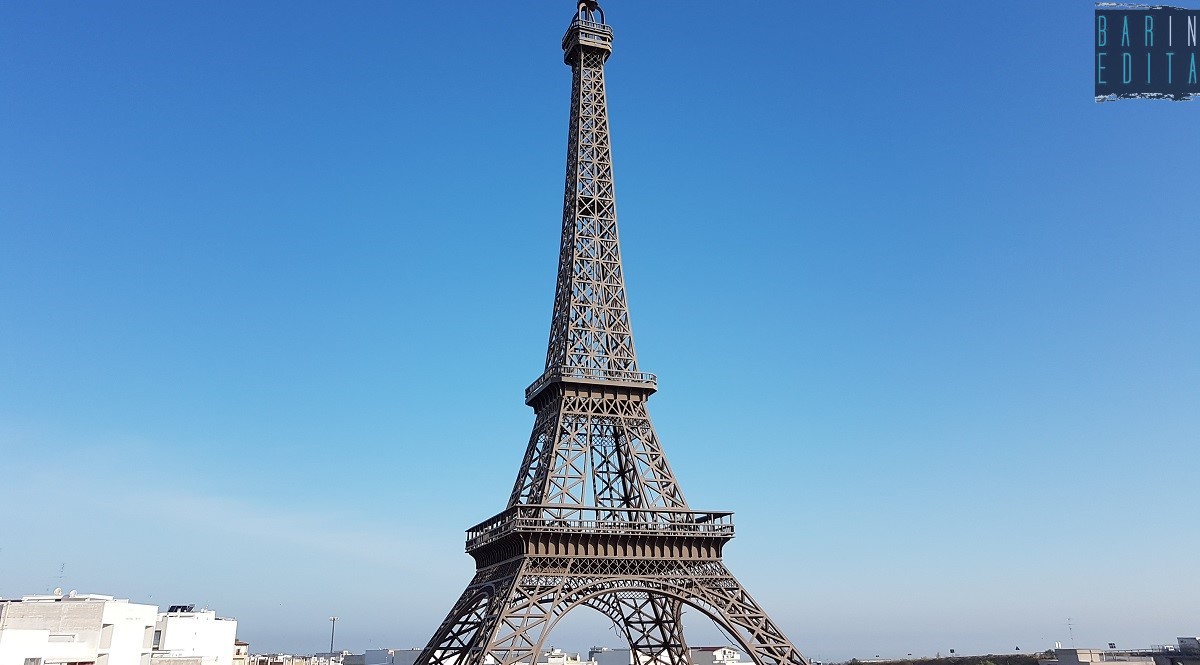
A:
466,505,734,551
563,18,614,49
569,19,613,37
525,365,657,401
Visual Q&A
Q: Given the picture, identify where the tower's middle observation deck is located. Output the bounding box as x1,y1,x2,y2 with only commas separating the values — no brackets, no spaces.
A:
524,364,657,406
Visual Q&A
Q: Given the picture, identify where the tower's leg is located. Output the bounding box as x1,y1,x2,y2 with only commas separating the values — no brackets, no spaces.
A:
420,559,571,665
420,559,806,665
417,560,525,665
681,563,808,665
563,560,807,665
617,593,690,665
585,592,690,665
485,565,566,665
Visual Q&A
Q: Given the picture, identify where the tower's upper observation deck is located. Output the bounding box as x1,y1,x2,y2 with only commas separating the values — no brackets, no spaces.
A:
562,2,613,62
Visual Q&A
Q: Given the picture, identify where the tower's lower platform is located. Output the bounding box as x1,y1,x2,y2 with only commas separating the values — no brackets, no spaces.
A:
416,506,808,665
465,506,734,567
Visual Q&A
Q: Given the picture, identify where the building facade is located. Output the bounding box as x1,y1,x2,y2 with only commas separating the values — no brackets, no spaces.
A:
359,650,589,665
1041,647,1200,665
150,606,238,665
0,593,157,665
589,648,747,665
234,642,249,665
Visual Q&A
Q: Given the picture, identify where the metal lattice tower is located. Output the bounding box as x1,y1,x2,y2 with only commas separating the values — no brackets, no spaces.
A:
415,5,810,665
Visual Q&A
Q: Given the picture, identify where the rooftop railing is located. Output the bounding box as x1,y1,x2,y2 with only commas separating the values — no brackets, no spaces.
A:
466,505,734,551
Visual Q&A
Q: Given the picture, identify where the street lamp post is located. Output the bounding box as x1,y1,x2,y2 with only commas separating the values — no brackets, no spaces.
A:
329,616,339,655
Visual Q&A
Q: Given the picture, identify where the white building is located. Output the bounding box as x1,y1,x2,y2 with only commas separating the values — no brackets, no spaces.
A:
589,647,747,665
1040,650,1156,665
150,605,238,665
352,648,752,665
251,656,348,665
539,651,588,665
1040,647,1200,665
361,651,489,665
234,642,249,665
690,648,744,665
363,650,420,665
0,592,157,665
360,649,583,665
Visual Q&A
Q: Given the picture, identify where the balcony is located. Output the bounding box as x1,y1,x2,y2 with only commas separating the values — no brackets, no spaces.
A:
466,505,734,552
562,18,614,58
525,365,657,403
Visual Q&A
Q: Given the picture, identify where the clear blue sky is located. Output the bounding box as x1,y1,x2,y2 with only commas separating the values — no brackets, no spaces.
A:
2,0,1197,660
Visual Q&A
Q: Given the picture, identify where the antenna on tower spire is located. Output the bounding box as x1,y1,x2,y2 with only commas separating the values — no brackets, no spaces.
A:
577,0,605,24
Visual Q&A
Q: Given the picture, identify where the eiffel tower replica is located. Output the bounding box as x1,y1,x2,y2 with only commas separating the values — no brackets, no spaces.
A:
415,4,809,665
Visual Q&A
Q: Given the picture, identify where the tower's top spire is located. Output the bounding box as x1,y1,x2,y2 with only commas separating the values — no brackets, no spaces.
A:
576,0,605,24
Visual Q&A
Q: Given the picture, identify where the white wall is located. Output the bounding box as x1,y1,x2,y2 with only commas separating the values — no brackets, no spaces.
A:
100,598,157,665
153,611,237,665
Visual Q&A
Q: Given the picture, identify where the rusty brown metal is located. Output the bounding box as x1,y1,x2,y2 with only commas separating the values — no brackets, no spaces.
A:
414,7,810,665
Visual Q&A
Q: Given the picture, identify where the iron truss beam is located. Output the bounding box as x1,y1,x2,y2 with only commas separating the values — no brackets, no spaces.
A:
415,5,810,665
